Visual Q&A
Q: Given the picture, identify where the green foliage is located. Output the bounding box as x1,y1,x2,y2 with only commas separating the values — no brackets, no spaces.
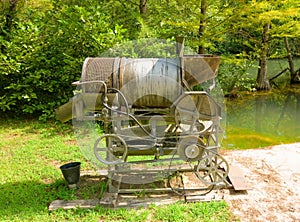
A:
218,56,257,94
102,38,177,58
0,0,126,119
100,0,142,39
1,0,300,118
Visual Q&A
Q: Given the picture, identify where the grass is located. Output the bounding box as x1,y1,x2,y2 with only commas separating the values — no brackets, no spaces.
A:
0,118,234,221
151,201,232,222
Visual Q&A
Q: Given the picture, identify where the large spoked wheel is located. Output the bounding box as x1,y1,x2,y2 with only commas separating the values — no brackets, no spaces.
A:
94,134,128,165
195,150,229,185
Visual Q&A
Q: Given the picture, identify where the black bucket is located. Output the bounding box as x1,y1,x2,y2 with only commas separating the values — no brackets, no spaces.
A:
60,162,81,188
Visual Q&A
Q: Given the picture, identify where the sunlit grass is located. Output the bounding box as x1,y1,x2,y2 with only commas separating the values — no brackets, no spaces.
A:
0,118,234,221
152,201,232,222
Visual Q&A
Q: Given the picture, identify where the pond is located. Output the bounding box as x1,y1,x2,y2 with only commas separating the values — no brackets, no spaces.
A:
223,88,300,150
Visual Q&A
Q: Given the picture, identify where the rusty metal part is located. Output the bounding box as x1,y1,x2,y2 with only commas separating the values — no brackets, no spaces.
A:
183,55,220,88
80,56,220,108
56,47,228,197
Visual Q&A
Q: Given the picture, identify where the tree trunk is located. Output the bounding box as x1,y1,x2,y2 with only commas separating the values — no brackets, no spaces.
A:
198,0,207,54
139,0,147,15
0,0,18,38
284,37,300,84
256,23,270,90
6,0,18,32
296,93,300,126
1,0,18,53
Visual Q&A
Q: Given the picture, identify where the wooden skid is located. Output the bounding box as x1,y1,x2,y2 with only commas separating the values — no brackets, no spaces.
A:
49,199,99,211
48,192,223,210
227,165,251,191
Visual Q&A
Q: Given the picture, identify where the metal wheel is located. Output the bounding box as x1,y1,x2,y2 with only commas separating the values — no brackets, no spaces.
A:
195,150,229,185
168,148,214,196
94,134,128,165
177,136,205,162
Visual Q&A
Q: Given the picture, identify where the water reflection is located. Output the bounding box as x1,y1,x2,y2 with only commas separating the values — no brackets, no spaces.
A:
225,89,300,149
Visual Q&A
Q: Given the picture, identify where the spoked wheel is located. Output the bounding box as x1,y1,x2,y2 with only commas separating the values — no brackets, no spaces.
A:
195,150,229,185
94,134,128,165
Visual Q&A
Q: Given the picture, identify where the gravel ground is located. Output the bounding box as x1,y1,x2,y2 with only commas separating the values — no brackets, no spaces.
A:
223,143,300,222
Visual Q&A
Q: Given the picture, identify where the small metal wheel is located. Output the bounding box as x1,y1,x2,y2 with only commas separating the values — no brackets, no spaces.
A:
94,134,128,165
177,136,206,162
195,150,229,185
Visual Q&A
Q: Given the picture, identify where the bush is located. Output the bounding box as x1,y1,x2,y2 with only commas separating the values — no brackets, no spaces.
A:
218,56,256,94
0,1,126,120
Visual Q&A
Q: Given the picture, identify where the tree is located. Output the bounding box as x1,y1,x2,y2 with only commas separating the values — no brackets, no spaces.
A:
1,0,18,35
139,0,147,15
219,0,300,90
0,0,127,118
284,37,300,84
198,0,208,54
257,23,271,90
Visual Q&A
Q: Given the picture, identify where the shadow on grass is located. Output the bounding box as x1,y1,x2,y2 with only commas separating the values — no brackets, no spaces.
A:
0,179,76,219
0,175,107,219
0,176,233,221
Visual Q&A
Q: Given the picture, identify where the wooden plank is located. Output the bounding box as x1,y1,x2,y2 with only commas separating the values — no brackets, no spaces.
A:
228,165,251,191
185,193,223,203
48,199,99,211
117,195,179,208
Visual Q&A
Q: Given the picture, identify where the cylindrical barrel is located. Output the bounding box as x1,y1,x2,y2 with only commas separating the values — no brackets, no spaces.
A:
119,58,182,108
80,56,220,108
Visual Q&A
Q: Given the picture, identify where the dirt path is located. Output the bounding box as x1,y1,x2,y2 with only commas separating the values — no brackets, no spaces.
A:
223,143,300,222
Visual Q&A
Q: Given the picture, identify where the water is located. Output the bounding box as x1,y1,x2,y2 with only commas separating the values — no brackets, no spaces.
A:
223,89,300,149
247,58,300,81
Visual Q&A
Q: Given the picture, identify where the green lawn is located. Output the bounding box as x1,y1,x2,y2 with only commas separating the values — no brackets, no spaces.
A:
0,118,234,221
